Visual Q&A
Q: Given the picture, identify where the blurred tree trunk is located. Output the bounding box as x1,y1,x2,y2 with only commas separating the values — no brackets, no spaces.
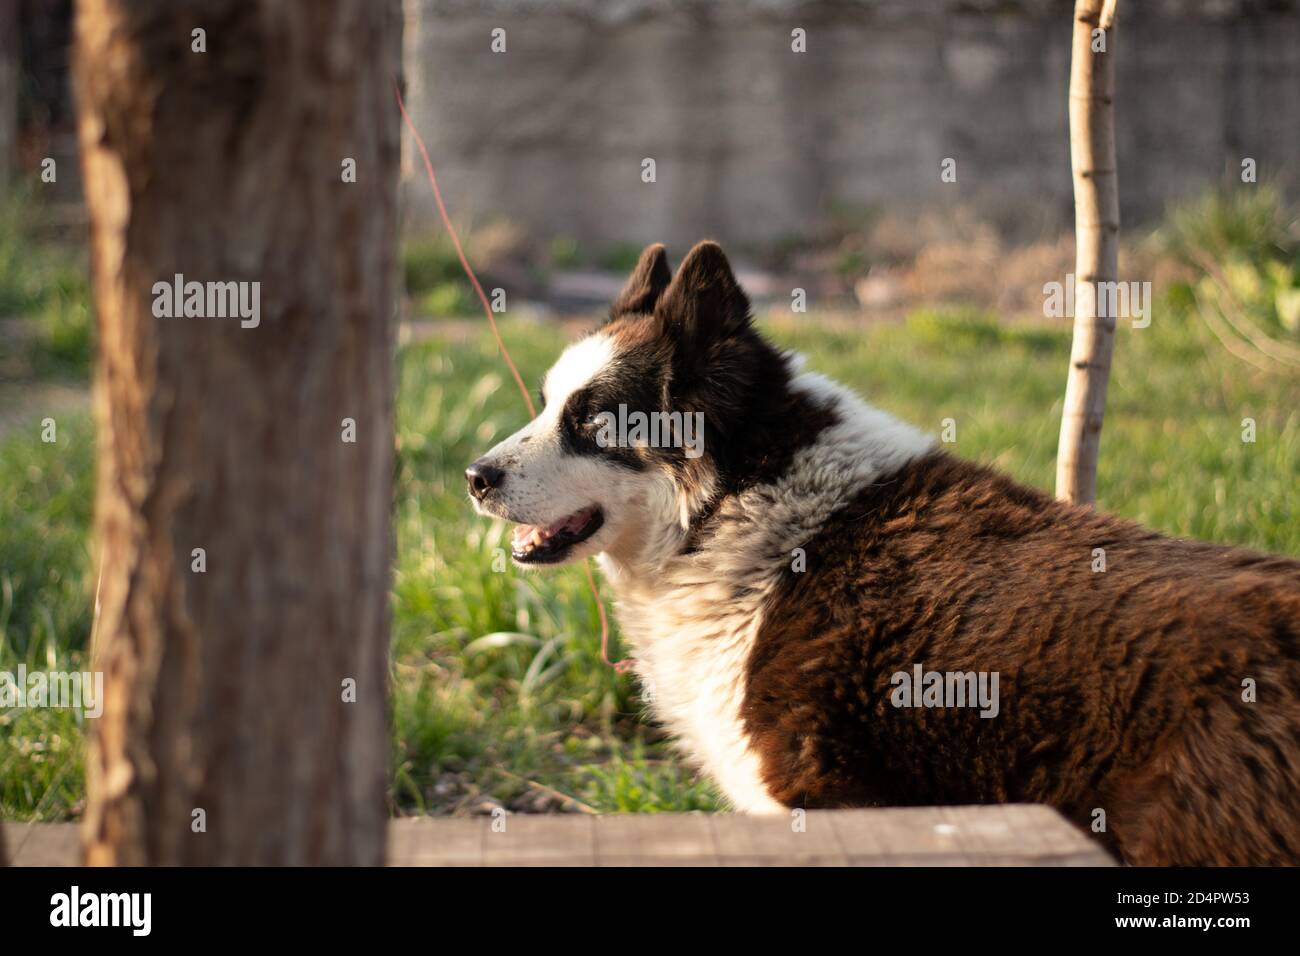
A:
1056,0,1120,506
0,0,17,187
75,0,400,865
0,818,8,866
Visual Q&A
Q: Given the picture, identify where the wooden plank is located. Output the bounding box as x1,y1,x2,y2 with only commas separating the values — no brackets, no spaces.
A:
710,810,848,866
4,823,83,866
2,806,1114,866
593,813,718,866
481,814,596,867
830,806,960,864
388,817,483,866
937,805,1037,867
940,805,1111,865
829,805,1112,866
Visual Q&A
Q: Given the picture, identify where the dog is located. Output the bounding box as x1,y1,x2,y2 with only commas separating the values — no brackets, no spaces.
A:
467,240,1300,865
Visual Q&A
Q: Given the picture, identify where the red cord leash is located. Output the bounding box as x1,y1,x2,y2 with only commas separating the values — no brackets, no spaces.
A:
395,80,632,674
394,81,535,420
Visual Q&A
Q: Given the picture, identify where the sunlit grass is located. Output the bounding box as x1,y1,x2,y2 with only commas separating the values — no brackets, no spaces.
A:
3,298,1297,820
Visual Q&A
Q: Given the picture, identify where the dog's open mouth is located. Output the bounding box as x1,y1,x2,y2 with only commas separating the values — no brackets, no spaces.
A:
510,506,604,564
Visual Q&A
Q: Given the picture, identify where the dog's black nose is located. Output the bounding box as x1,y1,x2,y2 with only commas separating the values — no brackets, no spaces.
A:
466,461,505,500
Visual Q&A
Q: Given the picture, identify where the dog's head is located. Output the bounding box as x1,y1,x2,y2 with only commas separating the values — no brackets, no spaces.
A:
466,240,795,568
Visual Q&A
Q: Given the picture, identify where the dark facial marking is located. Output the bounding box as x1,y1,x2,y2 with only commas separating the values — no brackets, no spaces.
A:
594,241,844,545
557,373,656,471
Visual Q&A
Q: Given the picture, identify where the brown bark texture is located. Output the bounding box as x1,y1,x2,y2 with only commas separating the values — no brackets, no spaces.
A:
75,0,401,865
0,0,18,186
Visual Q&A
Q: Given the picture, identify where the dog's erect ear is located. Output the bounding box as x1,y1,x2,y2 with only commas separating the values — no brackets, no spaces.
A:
611,243,672,317
655,240,750,344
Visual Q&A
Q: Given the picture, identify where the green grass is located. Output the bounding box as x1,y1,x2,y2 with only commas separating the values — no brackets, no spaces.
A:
1163,183,1296,272
4,300,1297,821
0,192,94,378
4,179,1300,821
402,234,481,317
1161,184,1300,343
0,416,95,821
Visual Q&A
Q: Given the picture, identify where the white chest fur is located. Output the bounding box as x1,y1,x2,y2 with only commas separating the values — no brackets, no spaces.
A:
609,566,788,814
598,369,935,813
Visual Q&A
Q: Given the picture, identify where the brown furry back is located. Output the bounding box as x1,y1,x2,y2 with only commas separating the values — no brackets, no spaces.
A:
742,451,1300,865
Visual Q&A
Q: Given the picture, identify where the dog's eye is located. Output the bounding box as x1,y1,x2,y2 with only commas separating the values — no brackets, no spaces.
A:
582,413,603,428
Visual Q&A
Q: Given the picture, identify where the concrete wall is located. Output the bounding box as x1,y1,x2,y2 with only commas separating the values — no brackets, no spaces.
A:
402,0,1300,250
